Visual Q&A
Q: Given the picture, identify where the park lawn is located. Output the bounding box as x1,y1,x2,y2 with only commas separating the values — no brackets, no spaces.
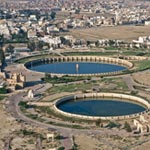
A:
101,77,128,90
0,87,7,94
49,82,93,94
15,53,58,63
135,60,150,71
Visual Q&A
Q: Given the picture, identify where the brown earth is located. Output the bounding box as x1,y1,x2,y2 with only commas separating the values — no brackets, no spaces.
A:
70,25,150,42
132,71,150,86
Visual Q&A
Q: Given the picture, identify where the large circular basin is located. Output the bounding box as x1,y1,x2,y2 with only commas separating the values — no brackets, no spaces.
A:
27,62,126,74
25,56,133,76
57,98,146,117
54,93,150,120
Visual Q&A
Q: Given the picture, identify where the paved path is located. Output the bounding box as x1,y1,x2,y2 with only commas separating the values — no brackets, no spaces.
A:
122,75,135,91
35,137,42,150
4,137,13,150
6,91,133,150
5,93,74,150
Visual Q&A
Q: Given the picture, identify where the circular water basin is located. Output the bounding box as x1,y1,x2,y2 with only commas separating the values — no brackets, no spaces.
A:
27,62,127,75
57,98,146,117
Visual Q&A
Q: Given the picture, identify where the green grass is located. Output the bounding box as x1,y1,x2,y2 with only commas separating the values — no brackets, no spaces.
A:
101,77,128,90
44,75,90,84
16,129,44,139
35,106,94,125
63,52,117,56
26,114,38,120
47,121,85,129
46,77,128,95
0,95,6,101
122,51,143,56
23,106,89,129
0,87,7,94
135,60,150,71
106,121,121,129
15,53,58,63
49,82,93,94
104,47,118,50
115,81,128,89
63,51,147,56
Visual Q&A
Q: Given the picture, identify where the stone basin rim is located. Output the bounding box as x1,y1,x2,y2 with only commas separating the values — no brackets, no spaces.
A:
24,56,133,76
53,92,150,120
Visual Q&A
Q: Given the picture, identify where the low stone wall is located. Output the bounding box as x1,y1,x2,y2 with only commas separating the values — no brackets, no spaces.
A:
27,102,53,107
121,56,148,61
53,93,150,121
25,56,133,77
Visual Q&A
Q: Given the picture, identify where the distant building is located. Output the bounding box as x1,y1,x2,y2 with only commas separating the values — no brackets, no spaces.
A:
145,21,150,26
27,28,37,38
6,73,26,90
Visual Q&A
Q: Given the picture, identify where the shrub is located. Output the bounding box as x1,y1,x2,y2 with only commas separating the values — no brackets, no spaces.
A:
124,121,132,132
130,90,138,95
95,119,102,126
106,121,121,129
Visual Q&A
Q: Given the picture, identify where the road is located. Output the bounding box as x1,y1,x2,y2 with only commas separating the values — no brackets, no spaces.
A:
5,92,74,150
122,75,135,91
8,87,148,149
4,63,150,149
4,137,13,150
6,90,132,150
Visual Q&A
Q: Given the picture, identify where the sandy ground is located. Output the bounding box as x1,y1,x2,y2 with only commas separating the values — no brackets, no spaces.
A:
70,25,150,42
0,102,34,150
0,102,21,149
75,133,150,150
0,101,60,149
132,70,150,86
75,134,99,150
3,60,150,149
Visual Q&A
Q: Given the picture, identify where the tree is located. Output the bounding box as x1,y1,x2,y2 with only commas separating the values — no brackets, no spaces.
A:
95,119,102,126
6,44,14,54
44,73,51,79
0,48,5,66
75,9,80,14
37,41,45,50
27,41,36,51
51,11,56,20
95,40,100,47
0,34,4,47
124,121,132,132
87,41,91,46
109,40,115,46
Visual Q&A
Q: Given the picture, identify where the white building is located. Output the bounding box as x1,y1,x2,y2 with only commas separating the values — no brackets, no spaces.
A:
145,21,150,26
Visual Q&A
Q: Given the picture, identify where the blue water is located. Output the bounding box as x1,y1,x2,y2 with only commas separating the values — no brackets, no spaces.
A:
57,99,145,116
28,62,126,74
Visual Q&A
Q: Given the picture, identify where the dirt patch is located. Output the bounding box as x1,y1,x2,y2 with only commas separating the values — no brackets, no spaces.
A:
132,71,150,86
0,103,21,149
70,25,150,42
75,134,99,150
75,133,150,150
